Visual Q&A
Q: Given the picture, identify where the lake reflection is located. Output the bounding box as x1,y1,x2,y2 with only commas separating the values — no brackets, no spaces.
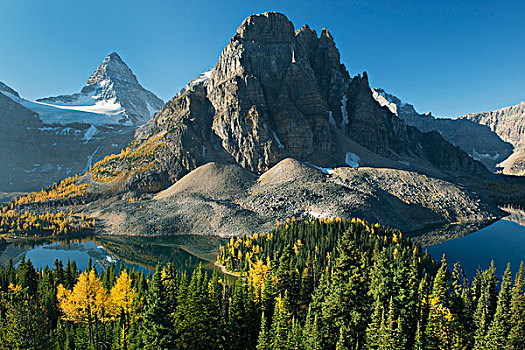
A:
0,235,226,274
426,209,525,280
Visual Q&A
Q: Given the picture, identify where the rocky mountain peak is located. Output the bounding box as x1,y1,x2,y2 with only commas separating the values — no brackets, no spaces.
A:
236,12,295,43
97,12,488,195
84,52,139,88
37,52,164,125
0,81,20,98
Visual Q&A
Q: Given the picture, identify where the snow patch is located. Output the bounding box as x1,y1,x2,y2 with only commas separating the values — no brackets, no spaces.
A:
272,131,285,149
202,145,207,159
328,111,336,126
471,149,500,161
305,162,336,175
345,152,360,168
291,50,296,63
189,69,213,88
83,125,98,143
1,91,129,126
340,95,349,128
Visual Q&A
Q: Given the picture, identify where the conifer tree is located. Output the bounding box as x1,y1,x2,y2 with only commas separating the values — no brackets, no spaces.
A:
507,262,525,349
140,266,173,349
271,292,293,350
485,263,513,349
257,312,271,350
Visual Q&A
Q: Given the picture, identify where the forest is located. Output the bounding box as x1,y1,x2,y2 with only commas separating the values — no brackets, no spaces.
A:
0,218,524,349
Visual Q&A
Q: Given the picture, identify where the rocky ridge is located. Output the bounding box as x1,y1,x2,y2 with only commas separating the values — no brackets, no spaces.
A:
461,102,525,174
372,88,523,174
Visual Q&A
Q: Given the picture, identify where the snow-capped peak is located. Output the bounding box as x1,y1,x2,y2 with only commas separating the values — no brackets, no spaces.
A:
36,52,164,125
372,87,416,117
84,52,139,87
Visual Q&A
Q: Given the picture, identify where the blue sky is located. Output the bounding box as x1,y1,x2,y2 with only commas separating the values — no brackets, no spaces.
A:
0,0,523,117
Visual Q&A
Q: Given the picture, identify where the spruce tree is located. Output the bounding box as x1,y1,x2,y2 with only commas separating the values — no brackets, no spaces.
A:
257,312,271,350
507,262,525,349
140,266,173,349
485,263,513,349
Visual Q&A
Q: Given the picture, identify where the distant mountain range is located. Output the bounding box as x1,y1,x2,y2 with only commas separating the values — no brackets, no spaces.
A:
0,53,163,191
372,88,524,175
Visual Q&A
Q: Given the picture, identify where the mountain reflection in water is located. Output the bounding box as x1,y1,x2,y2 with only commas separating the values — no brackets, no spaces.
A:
0,235,227,274
426,207,525,280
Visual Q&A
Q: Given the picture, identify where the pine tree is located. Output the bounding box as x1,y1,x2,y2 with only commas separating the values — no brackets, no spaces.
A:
303,306,322,350
507,262,525,349
271,292,293,350
227,280,248,350
365,298,383,349
485,263,513,349
320,232,370,348
140,266,173,349
257,312,271,350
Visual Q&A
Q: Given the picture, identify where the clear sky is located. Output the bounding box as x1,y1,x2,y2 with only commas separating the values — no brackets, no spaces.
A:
0,0,523,118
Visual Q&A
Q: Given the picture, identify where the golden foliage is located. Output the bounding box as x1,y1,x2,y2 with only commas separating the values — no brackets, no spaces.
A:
91,135,165,182
15,175,87,205
107,271,139,319
57,270,109,324
0,206,94,237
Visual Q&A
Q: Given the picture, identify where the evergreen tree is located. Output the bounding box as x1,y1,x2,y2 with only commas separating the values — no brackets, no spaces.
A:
140,266,173,349
319,232,370,348
270,292,293,350
256,312,271,350
507,262,525,349
485,263,513,349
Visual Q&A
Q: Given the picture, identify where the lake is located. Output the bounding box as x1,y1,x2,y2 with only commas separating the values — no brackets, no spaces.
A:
427,208,525,280
1,210,524,281
0,235,227,275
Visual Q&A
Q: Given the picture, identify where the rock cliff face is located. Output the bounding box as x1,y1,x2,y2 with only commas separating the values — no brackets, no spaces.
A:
372,88,522,174
0,54,163,191
461,102,525,174
112,12,486,194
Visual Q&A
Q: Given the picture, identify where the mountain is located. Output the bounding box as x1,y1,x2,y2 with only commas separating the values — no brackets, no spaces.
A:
37,52,163,125
0,53,163,192
372,88,523,174
117,12,486,196
15,12,501,238
461,102,525,174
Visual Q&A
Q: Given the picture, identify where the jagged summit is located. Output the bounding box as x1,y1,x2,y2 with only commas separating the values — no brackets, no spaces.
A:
0,81,20,98
113,12,487,195
84,52,139,88
38,52,163,125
